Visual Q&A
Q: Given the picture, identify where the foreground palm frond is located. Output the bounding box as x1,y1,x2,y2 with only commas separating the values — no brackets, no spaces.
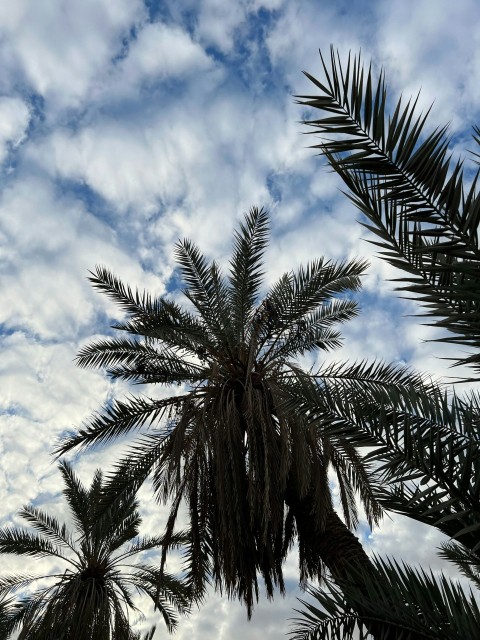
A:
297,47,480,374
291,369,480,552
0,462,191,639
290,556,480,640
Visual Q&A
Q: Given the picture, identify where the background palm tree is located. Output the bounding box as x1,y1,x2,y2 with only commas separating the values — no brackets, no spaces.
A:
288,48,480,638
0,461,191,640
57,206,430,631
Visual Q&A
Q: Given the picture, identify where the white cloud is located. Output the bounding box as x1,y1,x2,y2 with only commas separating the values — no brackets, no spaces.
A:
0,0,146,115
120,21,212,81
194,0,247,53
0,97,30,163
375,0,480,129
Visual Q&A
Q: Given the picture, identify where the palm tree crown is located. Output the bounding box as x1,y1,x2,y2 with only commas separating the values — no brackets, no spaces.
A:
0,461,190,639
58,206,424,616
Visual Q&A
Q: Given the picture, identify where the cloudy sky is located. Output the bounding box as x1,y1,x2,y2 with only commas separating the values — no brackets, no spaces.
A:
1,0,480,637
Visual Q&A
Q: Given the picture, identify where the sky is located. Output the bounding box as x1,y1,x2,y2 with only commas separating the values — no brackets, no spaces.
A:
1,0,480,637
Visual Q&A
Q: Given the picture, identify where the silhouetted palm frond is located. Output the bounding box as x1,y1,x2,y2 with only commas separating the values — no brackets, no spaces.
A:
298,47,480,374
290,556,480,640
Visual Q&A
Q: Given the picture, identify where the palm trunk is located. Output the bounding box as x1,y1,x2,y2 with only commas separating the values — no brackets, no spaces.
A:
285,490,425,640
284,487,372,579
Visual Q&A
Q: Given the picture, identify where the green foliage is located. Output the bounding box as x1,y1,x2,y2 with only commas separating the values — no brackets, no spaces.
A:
0,462,191,639
292,47,480,639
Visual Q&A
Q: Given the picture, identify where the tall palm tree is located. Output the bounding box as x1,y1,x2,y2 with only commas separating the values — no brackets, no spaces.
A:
57,206,430,628
0,461,191,639
288,47,480,638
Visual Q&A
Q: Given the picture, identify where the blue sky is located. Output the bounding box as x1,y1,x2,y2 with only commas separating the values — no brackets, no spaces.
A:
1,0,480,637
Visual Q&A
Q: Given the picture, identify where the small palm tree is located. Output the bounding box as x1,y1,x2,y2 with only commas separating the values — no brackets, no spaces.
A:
57,206,427,628
0,461,191,640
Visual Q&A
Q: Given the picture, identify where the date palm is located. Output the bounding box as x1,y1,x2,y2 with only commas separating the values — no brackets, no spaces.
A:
0,462,191,640
58,206,428,622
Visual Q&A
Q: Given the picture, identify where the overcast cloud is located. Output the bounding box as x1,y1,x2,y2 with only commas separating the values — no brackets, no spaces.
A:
0,0,479,637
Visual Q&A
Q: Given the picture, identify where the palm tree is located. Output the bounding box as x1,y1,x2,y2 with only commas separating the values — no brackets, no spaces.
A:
287,48,480,638
56,206,431,630
0,461,191,639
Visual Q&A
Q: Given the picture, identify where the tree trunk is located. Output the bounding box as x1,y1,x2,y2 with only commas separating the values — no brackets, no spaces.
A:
285,487,372,580
285,489,425,640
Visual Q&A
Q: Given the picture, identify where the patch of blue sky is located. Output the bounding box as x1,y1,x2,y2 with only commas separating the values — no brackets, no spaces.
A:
144,0,179,25
266,171,283,205
111,23,141,67
0,323,60,347
268,168,327,219
24,92,46,128
357,521,374,547
144,0,198,39
30,490,62,508
143,0,284,95
165,267,186,298
1,403,24,417
0,325,18,339
210,9,284,94
0,91,45,174
54,177,118,229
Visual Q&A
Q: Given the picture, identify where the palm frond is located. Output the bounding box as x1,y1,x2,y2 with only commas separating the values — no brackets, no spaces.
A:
298,47,480,372
56,394,185,455
88,266,161,319
174,238,230,345
115,531,188,562
439,541,480,589
291,556,480,640
58,460,91,536
0,528,69,562
0,574,39,595
18,506,75,553
268,257,367,330
266,298,360,362
291,368,480,550
130,564,192,613
229,205,269,340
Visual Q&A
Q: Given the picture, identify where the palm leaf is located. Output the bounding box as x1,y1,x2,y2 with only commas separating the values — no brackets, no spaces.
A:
56,394,186,455
298,47,480,372
18,506,75,553
291,556,480,640
229,205,269,340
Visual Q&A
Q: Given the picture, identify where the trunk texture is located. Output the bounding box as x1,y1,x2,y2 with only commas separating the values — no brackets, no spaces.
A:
286,489,426,639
